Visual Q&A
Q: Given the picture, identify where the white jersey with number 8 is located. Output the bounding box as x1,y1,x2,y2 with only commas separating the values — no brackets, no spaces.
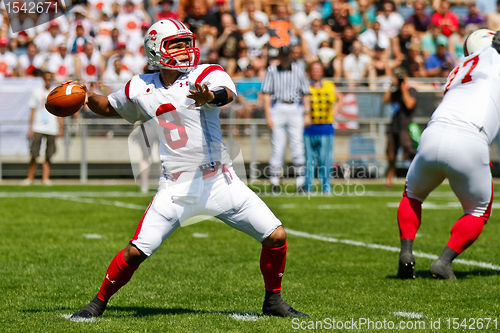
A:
108,64,237,175
431,46,500,144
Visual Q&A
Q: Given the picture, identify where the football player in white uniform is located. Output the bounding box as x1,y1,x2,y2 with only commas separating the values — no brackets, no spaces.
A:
397,29,500,280
71,19,308,319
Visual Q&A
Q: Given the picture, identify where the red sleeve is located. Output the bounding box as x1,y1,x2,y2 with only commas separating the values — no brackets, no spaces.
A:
195,65,225,85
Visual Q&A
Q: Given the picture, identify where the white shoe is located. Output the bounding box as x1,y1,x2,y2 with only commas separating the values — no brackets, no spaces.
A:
42,179,52,186
20,178,33,186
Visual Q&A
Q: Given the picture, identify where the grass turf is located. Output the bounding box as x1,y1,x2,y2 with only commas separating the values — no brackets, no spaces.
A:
0,183,499,332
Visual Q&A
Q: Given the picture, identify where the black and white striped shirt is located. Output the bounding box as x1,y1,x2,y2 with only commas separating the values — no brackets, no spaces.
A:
261,62,310,104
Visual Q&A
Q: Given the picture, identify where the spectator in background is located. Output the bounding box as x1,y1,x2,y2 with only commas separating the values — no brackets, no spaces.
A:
323,0,350,37
70,21,90,54
195,25,216,62
34,21,65,54
261,46,311,194
210,0,237,34
102,57,132,93
402,43,427,77
359,21,390,56
8,37,22,57
116,0,147,39
431,0,458,37
376,0,404,38
463,3,487,26
317,39,342,78
425,41,454,77
343,40,372,85
156,0,179,21
99,28,122,57
34,11,70,36
421,24,449,58
237,0,269,34
23,70,63,185
235,64,264,134
304,61,342,193
75,41,105,83
47,42,75,82
448,23,467,62
290,44,307,71
70,5,92,36
243,20,270,58
302,18,330,61
215,12,243,76
392,23,418,66
0,38,18,77
339,25,358,57
108,41,139,74
348,0,376,34
383,68,417,188
292,0,321,32
183,0,217,31
268,4,297,49
18,42,45,76
94,11,116,52
407,0,432,36
369,46,393,87
127,21,150,55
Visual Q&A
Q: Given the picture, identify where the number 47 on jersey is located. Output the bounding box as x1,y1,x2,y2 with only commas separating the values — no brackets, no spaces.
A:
444,55,479,94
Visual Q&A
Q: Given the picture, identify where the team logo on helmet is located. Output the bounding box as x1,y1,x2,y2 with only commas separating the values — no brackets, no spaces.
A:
148,30,158,41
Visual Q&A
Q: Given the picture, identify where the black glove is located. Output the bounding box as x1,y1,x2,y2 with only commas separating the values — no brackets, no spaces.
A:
493,31,500,54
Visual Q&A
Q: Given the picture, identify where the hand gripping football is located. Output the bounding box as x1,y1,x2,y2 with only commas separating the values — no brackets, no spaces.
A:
45,82,86,117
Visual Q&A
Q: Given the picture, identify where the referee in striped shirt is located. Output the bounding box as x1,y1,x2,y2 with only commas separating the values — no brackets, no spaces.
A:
262,46,311,194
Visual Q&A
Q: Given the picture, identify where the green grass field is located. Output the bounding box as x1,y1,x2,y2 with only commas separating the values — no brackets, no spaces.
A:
1,183,499,332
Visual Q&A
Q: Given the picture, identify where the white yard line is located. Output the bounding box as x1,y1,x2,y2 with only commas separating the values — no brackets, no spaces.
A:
0,191,150,198
229,313,261,321
7,191,499,272
61,196,147,210
393,312,424,319
83,233,104,239
285,228,500,271
1,190,499,199
387,202,500,210
61,314,96,322
260,191,464,198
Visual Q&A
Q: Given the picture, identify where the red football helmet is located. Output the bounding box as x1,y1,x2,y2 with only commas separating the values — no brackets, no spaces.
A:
144,19,200,73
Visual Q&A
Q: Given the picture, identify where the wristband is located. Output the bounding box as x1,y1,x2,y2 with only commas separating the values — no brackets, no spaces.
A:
210,88,229,106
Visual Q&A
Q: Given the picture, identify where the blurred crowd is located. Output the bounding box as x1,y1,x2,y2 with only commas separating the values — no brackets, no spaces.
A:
0,0,499,91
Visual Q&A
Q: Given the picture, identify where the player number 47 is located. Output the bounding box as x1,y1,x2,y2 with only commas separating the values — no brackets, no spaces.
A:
444,54,479,94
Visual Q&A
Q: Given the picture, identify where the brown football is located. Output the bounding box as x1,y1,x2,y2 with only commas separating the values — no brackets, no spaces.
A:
45,83,86,117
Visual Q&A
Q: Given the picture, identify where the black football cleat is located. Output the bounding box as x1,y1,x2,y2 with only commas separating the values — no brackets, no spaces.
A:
397,252,416,279
70,295,107,320
430,259,457,280
262,292,309,317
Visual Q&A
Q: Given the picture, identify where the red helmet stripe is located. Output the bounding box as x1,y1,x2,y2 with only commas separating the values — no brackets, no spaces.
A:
168,18,180,29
